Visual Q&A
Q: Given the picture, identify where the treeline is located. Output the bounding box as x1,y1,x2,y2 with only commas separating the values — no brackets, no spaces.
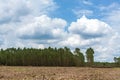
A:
0,47,93,66
0,47,119,67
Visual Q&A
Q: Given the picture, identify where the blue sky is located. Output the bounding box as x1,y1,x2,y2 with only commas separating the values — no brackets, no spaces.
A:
0,0,120,62
54,0,120,22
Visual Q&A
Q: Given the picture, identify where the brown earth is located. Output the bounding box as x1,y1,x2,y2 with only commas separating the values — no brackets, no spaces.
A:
0,66,120,80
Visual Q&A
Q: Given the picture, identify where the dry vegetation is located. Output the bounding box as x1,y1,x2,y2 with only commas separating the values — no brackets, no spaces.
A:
0,66,120,80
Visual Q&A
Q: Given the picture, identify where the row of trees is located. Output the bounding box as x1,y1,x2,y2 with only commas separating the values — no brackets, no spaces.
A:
0,47,94,66
0,47,119,67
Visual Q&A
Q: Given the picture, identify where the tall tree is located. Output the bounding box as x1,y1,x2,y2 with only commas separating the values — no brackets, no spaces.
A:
86,47,94,66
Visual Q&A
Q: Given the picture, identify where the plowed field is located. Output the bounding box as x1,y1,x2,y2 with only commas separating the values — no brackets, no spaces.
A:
0,66,120,80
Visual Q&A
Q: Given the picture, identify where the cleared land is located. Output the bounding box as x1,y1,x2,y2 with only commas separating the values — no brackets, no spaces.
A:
0,66,120,80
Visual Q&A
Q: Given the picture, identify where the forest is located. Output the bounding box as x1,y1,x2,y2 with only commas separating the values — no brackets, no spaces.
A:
0,47,120,67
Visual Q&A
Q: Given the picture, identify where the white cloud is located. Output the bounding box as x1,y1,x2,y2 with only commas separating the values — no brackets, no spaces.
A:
0,14,67,48
17,15,67,40
69,15,112,39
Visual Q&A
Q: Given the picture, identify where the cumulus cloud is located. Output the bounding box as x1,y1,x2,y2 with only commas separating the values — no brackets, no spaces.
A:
69,15,112,39
17,15,67,40
1,14,68,48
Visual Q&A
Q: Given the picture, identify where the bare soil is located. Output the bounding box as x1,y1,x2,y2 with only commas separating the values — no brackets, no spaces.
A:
0,66,120,80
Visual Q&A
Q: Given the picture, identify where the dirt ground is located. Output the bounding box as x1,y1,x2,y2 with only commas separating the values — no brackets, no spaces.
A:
0,66,120,80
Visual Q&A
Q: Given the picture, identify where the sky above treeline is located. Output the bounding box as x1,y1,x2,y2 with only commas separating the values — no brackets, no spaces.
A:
0,0,120,62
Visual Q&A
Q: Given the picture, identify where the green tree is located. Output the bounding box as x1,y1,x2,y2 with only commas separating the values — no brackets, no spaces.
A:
86,47,94,66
